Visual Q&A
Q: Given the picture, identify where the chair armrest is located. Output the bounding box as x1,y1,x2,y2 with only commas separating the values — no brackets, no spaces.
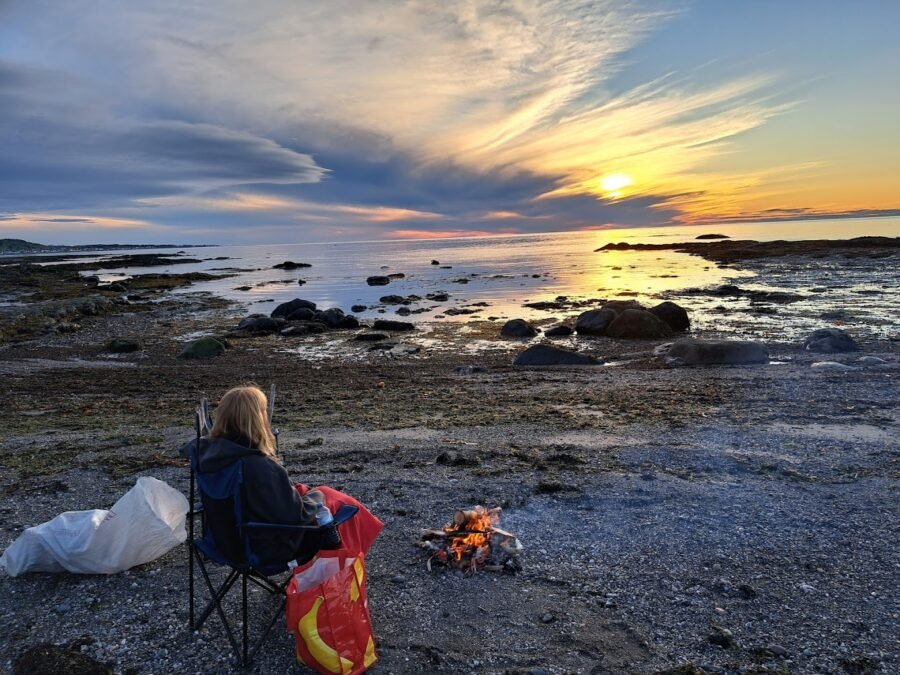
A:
243,506,358,532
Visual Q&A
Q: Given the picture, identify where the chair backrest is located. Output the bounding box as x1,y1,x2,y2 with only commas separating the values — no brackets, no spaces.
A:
188,441,249,566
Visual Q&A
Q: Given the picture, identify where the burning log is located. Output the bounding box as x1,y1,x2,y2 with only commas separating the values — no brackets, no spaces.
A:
419,505,523,574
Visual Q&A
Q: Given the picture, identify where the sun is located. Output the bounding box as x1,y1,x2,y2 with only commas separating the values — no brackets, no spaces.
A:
600,173,633,198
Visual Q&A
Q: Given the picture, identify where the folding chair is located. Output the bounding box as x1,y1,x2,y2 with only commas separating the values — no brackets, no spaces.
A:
187,397,358,667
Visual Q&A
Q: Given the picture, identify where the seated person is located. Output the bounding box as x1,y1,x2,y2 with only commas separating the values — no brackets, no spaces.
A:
187,385,382,568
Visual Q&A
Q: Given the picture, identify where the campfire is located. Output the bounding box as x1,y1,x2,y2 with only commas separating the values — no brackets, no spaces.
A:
419,506,523,574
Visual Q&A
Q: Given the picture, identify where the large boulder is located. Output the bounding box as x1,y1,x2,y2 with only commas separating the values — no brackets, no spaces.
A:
544,325,573,337
605,309,673,339
338,315,360,329
272,260,311,269
513,344,601,366
575,308,617,335
601,299,645,314
178,336,227,359
804,328,858,353
366,276,391,286
316,307,346,328
500,319,538,338
281,321,327,336
373,319,415,331
662,338,769,366
286,307,316,322
271,298,316,318
649,301,690,332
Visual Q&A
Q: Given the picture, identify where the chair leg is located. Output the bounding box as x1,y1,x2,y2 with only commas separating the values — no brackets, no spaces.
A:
242,573,249,667
188,540,195,628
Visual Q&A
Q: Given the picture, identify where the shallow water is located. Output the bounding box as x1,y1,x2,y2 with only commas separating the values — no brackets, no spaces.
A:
20,216,900,341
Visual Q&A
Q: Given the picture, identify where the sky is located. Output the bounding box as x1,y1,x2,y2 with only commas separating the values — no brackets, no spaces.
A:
1,0,898,244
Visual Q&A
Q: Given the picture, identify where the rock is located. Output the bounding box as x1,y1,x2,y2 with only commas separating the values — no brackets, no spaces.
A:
13,643,112,675
696,233,730,239
338,315,360,329
390,574,408,585
387,272,405,279
431,259,440,265
544,325,573,337
83,275,100,287
455,365,486,375
426,292,449,302
601,299,645,313
104,283,127,293
297,279,306,285
648,301,690,332
316,308,346,328
355,333,389,342
662,337,769,366
366,276,391,286
513,344,600,366
540,613,556,624
811,361,857,370
105,338,141,353
804,327,859,353
234,285,252,291
379,295,407,305
767,645,789,658
575,308,617,335
286,307,317,322
281,322,328,336
271,298,317,318
500,319,538,338
451,278,469,284
178,337,227,359
272,261,311,269
708,627,735,649
373,319,416,332
238,316,284,333
858,356,887,365
397,307,411,316
605,309,673,338
351,304,367,313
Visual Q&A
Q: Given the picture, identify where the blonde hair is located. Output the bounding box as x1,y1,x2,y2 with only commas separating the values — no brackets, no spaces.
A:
210,384,277,457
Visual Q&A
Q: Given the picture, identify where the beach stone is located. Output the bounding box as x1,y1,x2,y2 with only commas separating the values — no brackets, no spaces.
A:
238,316,284,333
601,299,645,314
804,328,859,353
271,298,317,318
103,283,127,292
696,233,729,239
281,321,327,336
575,308,617,335
387,272,405,279
338,315,360,329
297,279,306,285
105,338,141,353
272,260,311,269
286,307,316,321
397,307,411,316
379,295,407,305
663,337,769,366
649,301,690,332
426,292,449,302
366,275,391,286
431,259,440,265
373,319,415,331
544,325,573,337
315,307,346,328
355,333,389,342
501,319,538,338
513,344,600,366
811,361,856,370
605,309,673,339
351,304,367,313
178,337,226,359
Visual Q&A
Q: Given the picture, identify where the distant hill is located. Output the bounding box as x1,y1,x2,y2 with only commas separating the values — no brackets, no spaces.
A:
0,238,216,255
0,238,52,253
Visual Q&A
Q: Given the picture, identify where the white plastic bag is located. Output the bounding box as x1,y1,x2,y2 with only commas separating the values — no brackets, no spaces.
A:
0,476,188,576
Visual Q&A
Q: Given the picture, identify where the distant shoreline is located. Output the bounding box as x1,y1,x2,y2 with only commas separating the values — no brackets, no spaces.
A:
0,238,217,256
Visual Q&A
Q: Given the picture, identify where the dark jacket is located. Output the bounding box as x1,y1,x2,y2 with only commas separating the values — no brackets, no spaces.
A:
185,435,319,567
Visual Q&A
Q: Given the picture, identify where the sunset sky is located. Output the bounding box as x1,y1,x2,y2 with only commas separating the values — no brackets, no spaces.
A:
1,1,898,244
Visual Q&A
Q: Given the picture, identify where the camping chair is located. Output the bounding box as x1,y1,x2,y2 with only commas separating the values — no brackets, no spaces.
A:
187,396,358,667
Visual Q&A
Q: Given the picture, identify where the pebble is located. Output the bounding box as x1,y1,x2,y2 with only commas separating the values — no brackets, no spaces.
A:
391,575,408,585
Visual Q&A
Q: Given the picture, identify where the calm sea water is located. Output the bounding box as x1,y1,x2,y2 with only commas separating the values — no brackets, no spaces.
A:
36,216,900,340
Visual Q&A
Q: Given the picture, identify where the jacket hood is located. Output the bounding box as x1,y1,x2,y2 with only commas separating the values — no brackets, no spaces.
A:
193,436,266,472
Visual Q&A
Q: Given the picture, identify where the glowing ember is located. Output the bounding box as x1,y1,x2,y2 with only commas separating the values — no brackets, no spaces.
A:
419,505,523,574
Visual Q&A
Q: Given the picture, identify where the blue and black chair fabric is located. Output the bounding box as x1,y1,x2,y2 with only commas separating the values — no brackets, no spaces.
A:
187,401,357,667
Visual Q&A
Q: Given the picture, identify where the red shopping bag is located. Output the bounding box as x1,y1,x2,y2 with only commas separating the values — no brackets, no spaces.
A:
294,484,384,556
286,550,377,674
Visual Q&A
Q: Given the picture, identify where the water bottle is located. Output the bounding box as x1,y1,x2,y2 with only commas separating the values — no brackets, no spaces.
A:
316,503,341,550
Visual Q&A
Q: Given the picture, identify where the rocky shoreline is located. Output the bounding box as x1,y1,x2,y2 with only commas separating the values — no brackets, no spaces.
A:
0,242,897,674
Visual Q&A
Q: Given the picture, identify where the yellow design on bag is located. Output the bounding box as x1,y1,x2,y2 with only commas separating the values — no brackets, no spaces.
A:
353,558,365,585
350,576,360,603
364,635,377,667
298,596,354,674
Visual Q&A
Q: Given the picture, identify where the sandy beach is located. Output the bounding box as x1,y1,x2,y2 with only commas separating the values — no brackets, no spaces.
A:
0,238,898,674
